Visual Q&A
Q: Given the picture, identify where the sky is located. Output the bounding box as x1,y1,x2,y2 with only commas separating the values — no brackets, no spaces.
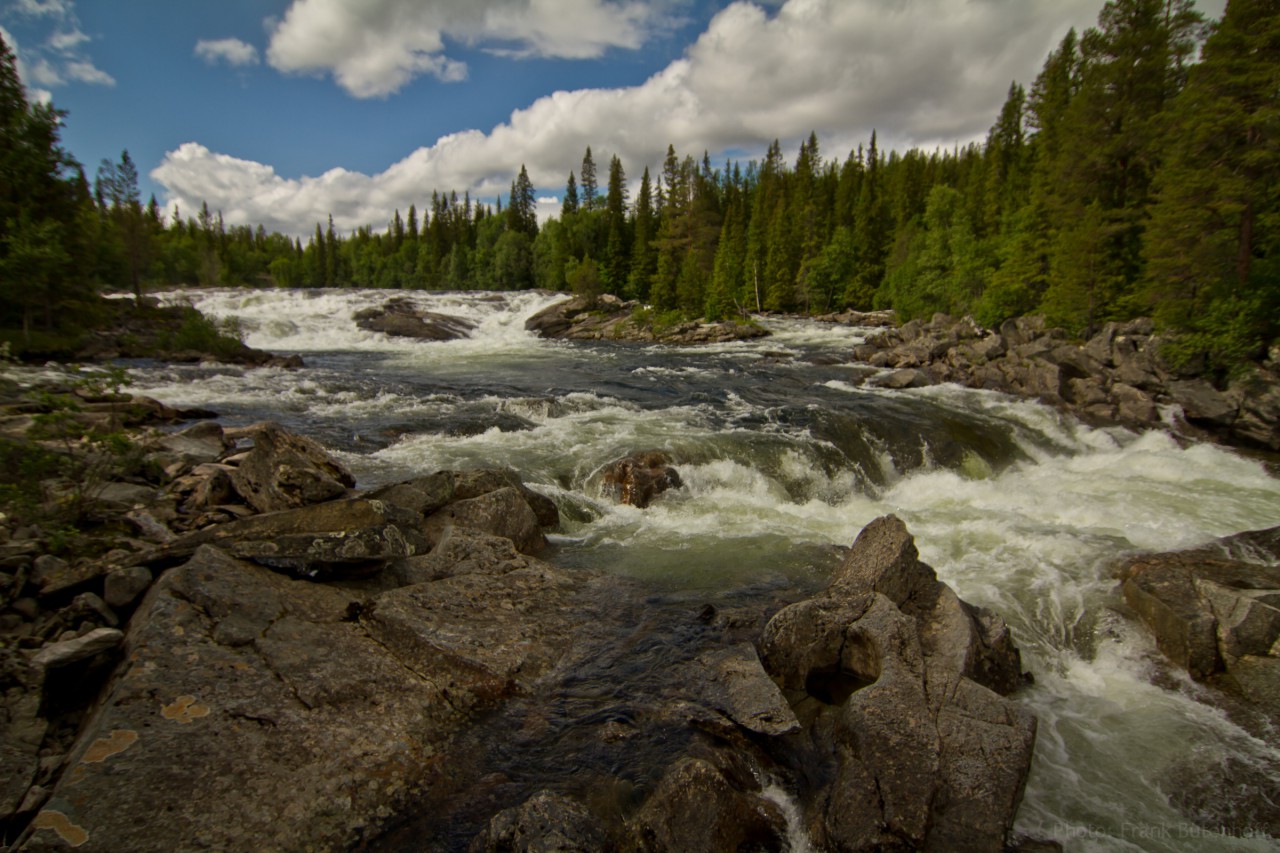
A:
2,0,1227,239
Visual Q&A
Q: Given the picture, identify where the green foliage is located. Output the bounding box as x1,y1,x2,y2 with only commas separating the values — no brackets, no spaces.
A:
164,307,246,359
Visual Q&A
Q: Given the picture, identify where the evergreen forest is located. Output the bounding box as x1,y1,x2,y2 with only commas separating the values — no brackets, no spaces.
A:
2,0,1277,373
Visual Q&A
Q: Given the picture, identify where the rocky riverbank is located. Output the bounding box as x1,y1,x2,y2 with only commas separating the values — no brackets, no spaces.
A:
846,312,1280,453
0,375,1051,850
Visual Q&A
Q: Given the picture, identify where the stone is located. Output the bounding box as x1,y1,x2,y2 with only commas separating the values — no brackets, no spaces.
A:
354,298,477,341
364,561,589,713
103,565,153,610
155,421,229,464
625,756,787,853
1118,530,1280,722
425,486,547,555
449,469,560,529
601,451,683,509
386,526,530,587
229,422,356,513
758,515,1036,852
30,627,124,669
1110,382,1159,425
685,643,799,736
1168,379,1238,427
469,790,607,853
157,498,430,578
21,546,472,852
870,367,933,389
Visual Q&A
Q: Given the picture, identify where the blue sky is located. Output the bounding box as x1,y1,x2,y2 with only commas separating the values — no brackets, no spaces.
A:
2,0,1226,238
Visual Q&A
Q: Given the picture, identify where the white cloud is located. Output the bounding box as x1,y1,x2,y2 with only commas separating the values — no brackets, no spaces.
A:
63,58,112,85
28,56,62,85
195,37,261,68
265,0,665,98
12,0,68,17
4,1,114,90
158,0,1110,237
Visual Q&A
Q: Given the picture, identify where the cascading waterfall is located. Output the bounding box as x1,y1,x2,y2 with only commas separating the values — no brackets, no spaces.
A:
131,288,1280,851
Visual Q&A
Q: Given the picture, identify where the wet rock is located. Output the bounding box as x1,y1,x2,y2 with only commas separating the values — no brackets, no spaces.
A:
526,295,769,345
470,790,607,853
354,298,477,341
685,643,799,737
1118,527,1280,720
625,756,787,853
602,451,683,509
229,422,356,513
869,367,933,389
758,515,1036,852
425,486,547,556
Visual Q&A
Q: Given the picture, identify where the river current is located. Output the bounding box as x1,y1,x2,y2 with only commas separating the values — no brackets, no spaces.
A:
129,288,1280,851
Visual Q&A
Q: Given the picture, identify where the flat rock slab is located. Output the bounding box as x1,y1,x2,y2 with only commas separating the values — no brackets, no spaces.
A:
22,546,463,852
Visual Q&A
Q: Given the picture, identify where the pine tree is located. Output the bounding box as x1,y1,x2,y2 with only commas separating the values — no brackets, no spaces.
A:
627,167,657,301
1144,0,1280,370
562,172,579,217
580,147,598,213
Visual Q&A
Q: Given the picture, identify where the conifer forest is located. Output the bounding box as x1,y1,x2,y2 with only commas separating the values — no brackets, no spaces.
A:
2,0,1277,373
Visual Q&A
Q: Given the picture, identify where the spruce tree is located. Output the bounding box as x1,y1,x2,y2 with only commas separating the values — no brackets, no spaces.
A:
1144,0,1280,370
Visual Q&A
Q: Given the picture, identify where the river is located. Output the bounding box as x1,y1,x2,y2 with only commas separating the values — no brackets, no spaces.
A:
128,288,1280,852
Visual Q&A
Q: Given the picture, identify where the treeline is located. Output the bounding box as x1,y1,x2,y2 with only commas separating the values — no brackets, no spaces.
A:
3,0,1277,371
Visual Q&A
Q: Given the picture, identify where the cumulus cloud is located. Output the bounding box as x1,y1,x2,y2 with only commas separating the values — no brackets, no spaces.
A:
63,58,112,85
3,0,113,90
157,0,1108,237
265,0,664,98
195,37,261,67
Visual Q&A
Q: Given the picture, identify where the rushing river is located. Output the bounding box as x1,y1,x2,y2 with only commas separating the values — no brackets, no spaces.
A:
129,288,1280,852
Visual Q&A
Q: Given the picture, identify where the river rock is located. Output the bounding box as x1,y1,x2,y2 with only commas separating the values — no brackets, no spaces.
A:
157,498,430,578
153,421,229,465
850,312,1280,451
758,515,1036,852
424,486,547,555
1118,526,1280,714
229,422,356,513
602,450,683,509
354,298,477,341
20,545,471,852
526,295,769,345
470,790,607,853
625,755,787,852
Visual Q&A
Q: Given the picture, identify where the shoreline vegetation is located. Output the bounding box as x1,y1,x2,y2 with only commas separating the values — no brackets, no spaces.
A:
4,1,1278,382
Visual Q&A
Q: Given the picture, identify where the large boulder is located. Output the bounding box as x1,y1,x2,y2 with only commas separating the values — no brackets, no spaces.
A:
1118,526,1280,712
229,422,356,513
354,297,477,341
758,515,1036,852
22,537,604,852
